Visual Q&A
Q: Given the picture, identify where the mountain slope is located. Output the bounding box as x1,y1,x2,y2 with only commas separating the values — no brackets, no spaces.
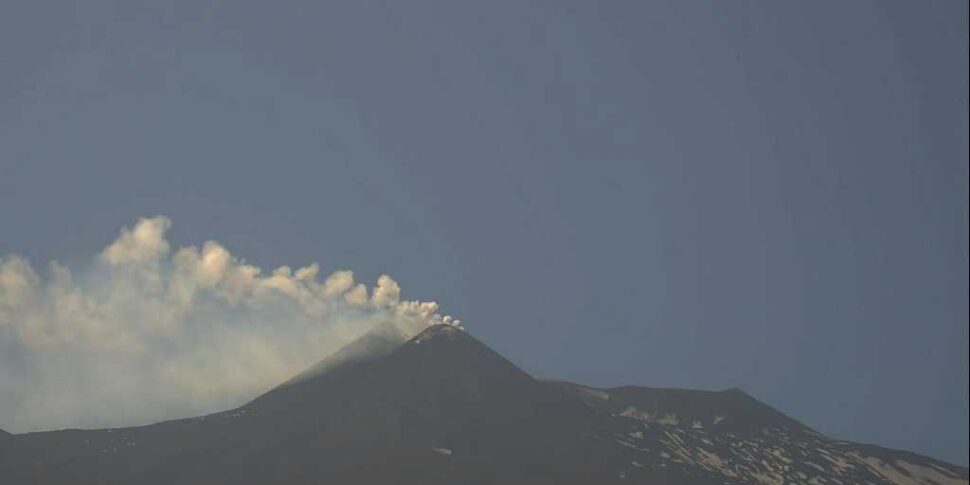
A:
0,324,966,484
277,320,417,387
551,381,968,484
551,382,813,435
243,323,607,484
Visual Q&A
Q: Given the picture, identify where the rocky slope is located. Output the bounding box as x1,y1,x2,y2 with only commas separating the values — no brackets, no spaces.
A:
0,324,966,484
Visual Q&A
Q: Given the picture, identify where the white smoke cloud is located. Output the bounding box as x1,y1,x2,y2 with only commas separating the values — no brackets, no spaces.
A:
0,216,460,433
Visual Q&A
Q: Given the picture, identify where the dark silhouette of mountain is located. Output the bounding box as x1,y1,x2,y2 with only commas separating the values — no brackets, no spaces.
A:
550,382,813,436
278,319,417,387
1,324,967,484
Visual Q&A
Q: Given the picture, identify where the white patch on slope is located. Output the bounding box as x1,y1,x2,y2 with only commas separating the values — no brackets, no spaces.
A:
853,454,968,485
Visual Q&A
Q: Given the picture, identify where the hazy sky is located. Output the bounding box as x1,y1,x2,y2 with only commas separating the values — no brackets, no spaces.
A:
1,0,966,465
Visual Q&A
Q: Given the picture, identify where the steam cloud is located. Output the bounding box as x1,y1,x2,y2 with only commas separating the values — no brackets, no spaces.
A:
0,216,460,432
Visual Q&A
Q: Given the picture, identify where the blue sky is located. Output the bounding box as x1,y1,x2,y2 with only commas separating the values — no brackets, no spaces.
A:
1,0,966,465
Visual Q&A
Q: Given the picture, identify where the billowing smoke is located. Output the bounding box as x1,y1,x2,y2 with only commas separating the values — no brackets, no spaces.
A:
0,216,460,432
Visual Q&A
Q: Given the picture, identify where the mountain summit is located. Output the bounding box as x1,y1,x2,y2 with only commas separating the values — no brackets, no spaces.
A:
1,324,966,484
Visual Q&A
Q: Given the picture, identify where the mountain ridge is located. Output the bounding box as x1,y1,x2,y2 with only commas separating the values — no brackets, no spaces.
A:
1,324,966,484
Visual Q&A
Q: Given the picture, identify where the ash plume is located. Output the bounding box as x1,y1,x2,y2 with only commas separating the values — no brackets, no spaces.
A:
0,216,460,432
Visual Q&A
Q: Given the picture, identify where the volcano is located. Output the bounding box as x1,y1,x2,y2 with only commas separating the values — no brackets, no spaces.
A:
1,324,966,484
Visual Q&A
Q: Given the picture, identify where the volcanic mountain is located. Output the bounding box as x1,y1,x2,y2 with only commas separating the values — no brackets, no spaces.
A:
0,324,966,484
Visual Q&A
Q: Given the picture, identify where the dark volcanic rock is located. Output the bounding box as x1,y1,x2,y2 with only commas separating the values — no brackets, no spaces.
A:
1,324,967,484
